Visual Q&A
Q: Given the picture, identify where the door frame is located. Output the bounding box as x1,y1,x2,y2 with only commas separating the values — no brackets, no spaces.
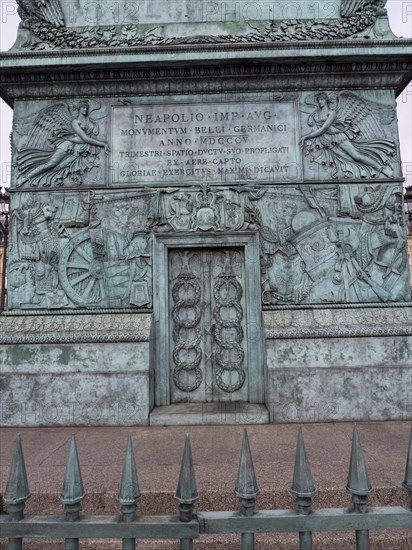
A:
153,232,264,406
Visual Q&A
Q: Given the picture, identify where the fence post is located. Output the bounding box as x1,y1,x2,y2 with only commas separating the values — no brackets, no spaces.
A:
60,434,85,550
4,435,31,550
118,435,141,550
402,425,412,510
235,429,259,550
175,434,199,550
346,426,372,550
291,427,316,550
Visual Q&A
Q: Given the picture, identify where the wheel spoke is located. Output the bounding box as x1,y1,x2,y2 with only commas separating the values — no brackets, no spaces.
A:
98,278,105,301
70,271,91,287
73,245,92,263
67,262,90,271
82,278,97,302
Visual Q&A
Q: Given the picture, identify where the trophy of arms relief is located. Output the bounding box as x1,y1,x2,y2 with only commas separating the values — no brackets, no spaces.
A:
8,190,154,310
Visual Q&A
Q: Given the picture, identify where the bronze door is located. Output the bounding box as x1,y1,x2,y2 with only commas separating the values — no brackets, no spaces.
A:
169,248,248,403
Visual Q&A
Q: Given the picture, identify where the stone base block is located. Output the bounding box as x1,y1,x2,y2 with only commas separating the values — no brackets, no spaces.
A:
1,308,411,426
0,342,152,427
266,335,412,423
263,307,412,423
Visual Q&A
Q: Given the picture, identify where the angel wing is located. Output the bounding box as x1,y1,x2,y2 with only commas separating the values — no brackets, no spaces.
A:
17,0,65,26
22,102,73,150
360,99,396,126
336,91,388,139
14,111,40,137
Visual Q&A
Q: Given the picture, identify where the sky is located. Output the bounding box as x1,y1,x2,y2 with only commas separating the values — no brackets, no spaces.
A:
0,0,411,190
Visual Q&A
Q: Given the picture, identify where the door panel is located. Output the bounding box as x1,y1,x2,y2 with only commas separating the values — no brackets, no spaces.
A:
169,248,248,403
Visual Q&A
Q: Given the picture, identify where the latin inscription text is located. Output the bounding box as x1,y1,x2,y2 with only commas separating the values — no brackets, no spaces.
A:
110,101,299,184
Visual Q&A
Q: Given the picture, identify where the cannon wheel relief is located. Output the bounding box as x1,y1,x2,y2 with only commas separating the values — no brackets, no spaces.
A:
58,230,106,306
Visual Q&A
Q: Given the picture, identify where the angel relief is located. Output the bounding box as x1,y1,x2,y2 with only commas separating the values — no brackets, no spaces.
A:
14,100,109,188
300,92,397,179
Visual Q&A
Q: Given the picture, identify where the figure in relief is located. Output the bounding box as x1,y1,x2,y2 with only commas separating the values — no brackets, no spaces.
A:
8,262,36,308
328,223,391,302
125,233,152,307
15,100,109,188
261,201,312,305
300,92,396,179
353,185,408,298
11,195,72,308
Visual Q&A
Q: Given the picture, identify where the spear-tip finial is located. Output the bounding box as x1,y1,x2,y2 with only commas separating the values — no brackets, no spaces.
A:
235,429,259,517
175,434,199,522
346,426,372,507
60,434,85,511
118,435,141,507
291,427,316,500
4,435,31,519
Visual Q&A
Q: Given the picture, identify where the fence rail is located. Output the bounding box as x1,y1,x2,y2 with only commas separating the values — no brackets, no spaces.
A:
1,426,411,550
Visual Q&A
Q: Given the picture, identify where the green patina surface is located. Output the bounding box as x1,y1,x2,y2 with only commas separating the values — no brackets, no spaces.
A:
0,0,410,426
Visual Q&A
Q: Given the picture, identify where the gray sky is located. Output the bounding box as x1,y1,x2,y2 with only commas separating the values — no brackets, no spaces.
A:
0,0,411,189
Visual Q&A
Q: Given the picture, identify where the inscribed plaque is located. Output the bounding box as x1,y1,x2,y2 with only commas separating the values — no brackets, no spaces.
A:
110,99,300,185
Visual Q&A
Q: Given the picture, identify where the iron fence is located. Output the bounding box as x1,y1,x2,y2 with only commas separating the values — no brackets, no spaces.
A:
0,426,411,549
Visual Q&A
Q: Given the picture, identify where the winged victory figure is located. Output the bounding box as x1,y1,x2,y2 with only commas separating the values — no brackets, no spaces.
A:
16,0,65,26
300,91,396,179
15,100,109,188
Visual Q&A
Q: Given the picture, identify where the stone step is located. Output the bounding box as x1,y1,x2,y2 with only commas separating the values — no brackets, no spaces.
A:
150,403,270,426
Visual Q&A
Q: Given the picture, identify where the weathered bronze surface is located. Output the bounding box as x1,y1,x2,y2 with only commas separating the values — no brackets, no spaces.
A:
0,0,411,425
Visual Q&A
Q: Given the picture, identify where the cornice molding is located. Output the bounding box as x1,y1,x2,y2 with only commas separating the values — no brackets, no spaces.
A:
0,60,410,104
264,306,412,339
2,38,412,62
1,60,411,82
265,325,412,339
0,313,152,345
